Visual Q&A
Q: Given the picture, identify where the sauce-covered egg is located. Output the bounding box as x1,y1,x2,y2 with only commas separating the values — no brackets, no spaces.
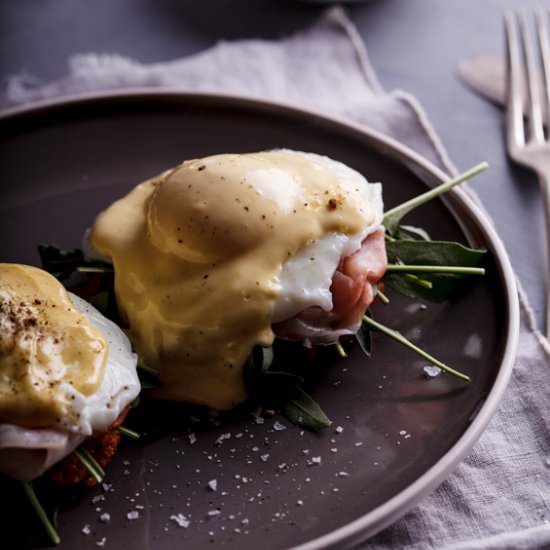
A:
89,150,383,410
0,263,140,480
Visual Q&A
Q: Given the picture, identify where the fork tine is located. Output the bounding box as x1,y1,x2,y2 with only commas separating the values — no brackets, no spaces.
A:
536,10,550,128
518,12,545,142
505,13,526,149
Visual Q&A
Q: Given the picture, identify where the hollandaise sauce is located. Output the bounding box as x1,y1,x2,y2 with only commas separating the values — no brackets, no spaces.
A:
0,264,108,429
90,151,378,410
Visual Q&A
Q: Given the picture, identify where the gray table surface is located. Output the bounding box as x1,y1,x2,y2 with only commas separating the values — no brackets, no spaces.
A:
1,0,547,331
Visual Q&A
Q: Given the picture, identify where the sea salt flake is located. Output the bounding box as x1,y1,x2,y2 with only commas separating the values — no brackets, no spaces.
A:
127,510,140,520
399,430,407,436
82,524,92,535
215,433,231,445
423,365,442,378
99,513,111,523
335,426,344,434
170,513,190,528
337,471,350,477
297,499,304,506
96,537,107,547
309,456,322,466
188,433,197,445
208,479,218,491
354,442,363,447
273,421,287,431
260,454,270,462
208,510,221,517
92,495,105,504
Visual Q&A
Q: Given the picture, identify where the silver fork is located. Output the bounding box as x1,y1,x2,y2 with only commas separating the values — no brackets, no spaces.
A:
505,10,550,338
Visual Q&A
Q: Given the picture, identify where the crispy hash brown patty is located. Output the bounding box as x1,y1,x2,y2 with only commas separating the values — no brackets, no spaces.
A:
49,407,129,487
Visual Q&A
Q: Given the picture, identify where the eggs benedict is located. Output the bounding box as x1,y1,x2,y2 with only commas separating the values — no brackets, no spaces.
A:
89,150,387,411
0,263,140,482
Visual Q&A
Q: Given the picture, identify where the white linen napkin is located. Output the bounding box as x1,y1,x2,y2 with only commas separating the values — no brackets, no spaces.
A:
4,7,550,549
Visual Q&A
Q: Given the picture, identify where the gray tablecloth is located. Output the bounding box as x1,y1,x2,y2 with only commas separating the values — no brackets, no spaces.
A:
4,7,549,549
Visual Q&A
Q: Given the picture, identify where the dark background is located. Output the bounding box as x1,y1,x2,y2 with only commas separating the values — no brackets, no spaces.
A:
1,0,547,330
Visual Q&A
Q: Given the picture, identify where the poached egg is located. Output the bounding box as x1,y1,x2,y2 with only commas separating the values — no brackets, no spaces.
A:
89,150,383,410
0,263,140,480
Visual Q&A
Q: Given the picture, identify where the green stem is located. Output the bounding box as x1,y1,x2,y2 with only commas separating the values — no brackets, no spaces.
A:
76,266,113,273
383,162,488,229
21,481,61,545
386,264,485,275
119,426,141,440
74,448,105,483
137,360,160,377
376,288,390,304
404,273,433,289
362,316,471,382
335,341,347,358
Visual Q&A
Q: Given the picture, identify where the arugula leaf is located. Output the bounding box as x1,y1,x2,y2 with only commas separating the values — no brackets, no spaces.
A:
21,481,61,546
363,315,471,382
398,224,431,241
90,290,110,315
283,387,332,431
355,322,372,357
383,162,488,235
73,447,105,483
119,426,141,440
384,240,486,301
244,345,333,430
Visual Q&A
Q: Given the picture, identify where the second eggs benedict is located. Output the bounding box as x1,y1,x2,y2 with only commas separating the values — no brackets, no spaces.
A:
89,150,387,410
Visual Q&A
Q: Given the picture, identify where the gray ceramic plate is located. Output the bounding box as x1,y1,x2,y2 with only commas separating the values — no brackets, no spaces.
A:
0,92,518,550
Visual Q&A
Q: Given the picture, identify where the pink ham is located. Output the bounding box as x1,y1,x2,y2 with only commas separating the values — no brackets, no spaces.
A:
273,227,387,345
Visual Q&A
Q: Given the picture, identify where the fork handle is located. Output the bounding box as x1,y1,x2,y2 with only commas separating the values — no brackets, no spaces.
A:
537,170,550,339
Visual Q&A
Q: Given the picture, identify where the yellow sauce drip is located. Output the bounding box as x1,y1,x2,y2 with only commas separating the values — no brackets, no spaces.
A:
0,264,108,428
90,151,376,410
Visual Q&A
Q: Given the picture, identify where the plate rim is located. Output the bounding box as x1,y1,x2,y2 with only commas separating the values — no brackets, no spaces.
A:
0,90,520,549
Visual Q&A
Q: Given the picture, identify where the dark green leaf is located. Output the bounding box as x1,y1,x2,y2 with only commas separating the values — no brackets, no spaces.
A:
253,370,304,399
244,345,303,403
384,240,486,301
138,378,158,390
283,386,331,431
38,244,84,280
90,291,110,315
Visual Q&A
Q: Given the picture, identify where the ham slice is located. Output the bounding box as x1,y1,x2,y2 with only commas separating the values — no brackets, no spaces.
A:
273,227,387,345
